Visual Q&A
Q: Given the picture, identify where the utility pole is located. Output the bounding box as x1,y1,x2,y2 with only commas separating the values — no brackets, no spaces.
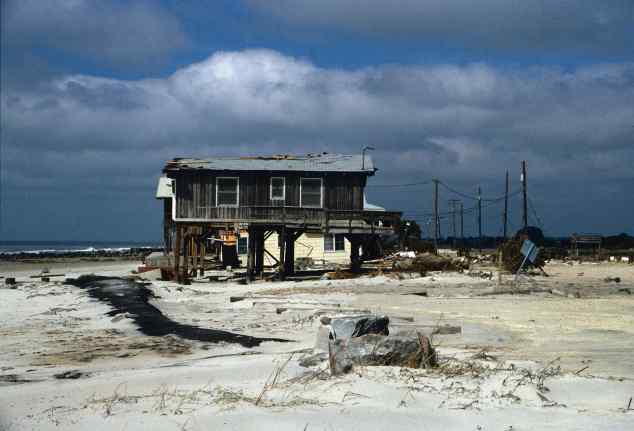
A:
432,179,439,253
477,186,482,252
460,201,464,243
521,160,528,229
503,170,509,239
449,199,459,249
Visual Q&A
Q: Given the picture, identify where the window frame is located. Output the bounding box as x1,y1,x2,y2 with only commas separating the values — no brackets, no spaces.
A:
300,177,323,208
215,176,239,207
334,234,345,251
237,236,248,255
270,177,286,201
324,233,346,252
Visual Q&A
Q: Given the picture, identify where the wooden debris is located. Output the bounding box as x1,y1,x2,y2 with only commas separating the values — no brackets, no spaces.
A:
29,273,65,278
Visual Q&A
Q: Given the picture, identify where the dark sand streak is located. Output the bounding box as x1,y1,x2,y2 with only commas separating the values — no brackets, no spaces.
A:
65,275,289,348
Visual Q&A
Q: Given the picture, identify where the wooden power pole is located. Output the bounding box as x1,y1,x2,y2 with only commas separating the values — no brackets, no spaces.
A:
521,160,528,229
432,179,439,252
477,186,482,252
460,201,464,242
449,199,459,249
503,170,509,239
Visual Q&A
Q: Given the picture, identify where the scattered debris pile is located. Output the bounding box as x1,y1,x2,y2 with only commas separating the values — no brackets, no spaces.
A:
325,315,390,339
497,237,545,272
321,269,358,280
329,333,437,375
304,314,438,375
392,252,467,274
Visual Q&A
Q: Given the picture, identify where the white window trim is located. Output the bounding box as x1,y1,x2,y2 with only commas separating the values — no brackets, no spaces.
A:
215,177,239,207
270,177,285,201
300,177,323,208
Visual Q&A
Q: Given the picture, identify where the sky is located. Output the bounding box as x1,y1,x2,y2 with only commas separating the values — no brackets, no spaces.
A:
1,0,633,242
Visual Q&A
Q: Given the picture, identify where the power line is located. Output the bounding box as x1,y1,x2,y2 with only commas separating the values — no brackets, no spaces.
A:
402,192,519,218
366,179,433,188
527,196,543,229
367,178,519,204
438,180,516,202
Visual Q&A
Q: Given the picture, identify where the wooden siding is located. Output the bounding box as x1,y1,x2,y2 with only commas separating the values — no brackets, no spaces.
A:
172,171,367,220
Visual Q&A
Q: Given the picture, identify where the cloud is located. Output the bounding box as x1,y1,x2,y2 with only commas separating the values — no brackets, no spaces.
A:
1,0,186,69
248,0,634,56
2,49,634,238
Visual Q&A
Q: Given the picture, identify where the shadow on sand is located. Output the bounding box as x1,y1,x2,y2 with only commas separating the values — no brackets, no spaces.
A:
66,275,289,348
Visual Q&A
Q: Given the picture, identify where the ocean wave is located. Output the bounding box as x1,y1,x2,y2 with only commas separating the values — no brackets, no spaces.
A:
0,246,160,256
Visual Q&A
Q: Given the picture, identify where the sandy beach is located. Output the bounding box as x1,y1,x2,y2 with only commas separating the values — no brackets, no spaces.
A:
1,258,633,430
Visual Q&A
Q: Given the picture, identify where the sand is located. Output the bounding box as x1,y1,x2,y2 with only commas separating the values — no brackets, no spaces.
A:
1,259,633,430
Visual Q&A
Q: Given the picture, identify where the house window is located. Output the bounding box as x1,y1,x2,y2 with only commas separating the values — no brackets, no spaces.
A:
270,177,285,201
300,178,322,207
237,237,248,255
216,177,239,206
324,234,345,252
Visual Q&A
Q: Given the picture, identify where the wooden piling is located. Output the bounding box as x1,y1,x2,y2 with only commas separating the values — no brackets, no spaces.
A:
278,227,286,280
246,226,256,282
350,237,361,273
284,229,295,276
182,229,190,282
174,225,182,283
255,229,265,277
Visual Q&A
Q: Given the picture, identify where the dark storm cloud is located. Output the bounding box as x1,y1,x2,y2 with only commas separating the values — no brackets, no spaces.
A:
1,0,186,74
2,50,633,237
248,0,634,56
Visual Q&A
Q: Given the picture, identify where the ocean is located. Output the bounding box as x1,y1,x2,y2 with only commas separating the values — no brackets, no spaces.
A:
0,240,162,255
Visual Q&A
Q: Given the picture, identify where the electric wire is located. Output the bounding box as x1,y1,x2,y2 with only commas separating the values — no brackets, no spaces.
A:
438,180,519,202
528,196,544,229
366,180,433,188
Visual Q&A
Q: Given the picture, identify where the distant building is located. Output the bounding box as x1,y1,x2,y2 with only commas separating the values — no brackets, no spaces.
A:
570,233,602,257
156,153,400,282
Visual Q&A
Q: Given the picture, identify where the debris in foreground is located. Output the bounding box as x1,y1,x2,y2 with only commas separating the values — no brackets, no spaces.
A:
326,315,390,339
328,333,437,375
54,370,87,380
310,314,438,375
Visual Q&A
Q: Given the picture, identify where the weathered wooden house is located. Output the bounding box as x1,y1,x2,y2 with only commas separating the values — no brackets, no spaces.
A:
156,153,400,282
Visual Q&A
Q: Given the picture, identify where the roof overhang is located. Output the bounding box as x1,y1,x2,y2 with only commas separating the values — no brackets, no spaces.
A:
156,177,173,199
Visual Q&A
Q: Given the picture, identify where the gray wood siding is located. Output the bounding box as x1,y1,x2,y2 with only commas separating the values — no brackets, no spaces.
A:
171,171,365,220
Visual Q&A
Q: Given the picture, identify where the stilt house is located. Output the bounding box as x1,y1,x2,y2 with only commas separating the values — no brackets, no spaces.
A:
156,153,400,282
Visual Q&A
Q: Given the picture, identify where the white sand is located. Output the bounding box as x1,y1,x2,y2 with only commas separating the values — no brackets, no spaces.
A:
1,260,633,430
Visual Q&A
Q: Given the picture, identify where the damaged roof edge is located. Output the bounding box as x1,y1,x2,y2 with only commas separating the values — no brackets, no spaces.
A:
162,153,377,174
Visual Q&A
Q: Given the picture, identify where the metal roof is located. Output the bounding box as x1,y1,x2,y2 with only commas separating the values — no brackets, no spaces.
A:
163,153,375,174
363,194,385,211
155,177,173,199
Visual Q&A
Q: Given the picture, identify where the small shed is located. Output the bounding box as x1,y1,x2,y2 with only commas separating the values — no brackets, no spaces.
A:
570,233,602,258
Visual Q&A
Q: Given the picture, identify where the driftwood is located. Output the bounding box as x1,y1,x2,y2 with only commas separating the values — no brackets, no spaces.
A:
477,287,549,296
402,291,428,297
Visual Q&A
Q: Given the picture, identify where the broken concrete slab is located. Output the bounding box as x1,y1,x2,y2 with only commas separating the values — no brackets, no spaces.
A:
328,333,437,375
329,315,390,340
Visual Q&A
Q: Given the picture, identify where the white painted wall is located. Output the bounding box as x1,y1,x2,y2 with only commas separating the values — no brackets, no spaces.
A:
237,232,350,265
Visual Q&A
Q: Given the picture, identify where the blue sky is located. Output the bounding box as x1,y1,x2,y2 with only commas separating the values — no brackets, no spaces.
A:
1,0,633,241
